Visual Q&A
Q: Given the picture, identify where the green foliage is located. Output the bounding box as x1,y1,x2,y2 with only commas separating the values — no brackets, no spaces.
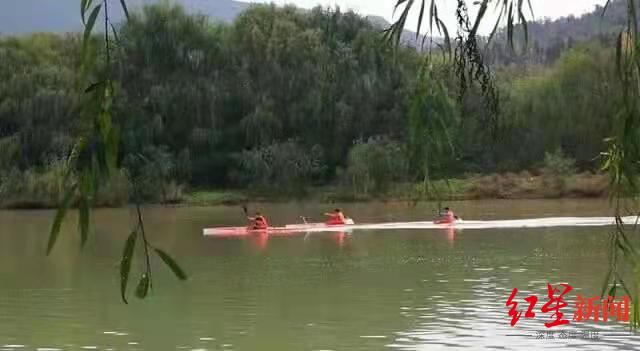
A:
112,3,416,186
0,2,633,199
343,137,407,195
407,62,458,180
499,42,619,170
542,148,577,176
234,140,325,192
126,145,189,203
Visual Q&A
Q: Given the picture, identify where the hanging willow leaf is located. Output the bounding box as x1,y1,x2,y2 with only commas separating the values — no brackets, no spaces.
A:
47,184,77,255
415,0,426,41
470,0,489,36
110,22,121,44
486,6,504,46
84,80,105,94
517,0,528,49
135,274,150,299
437,18,451,55
120,230,138,304
106,125,120,176
507,3,515,51
119,0,130,20
393,0,410,17
78,197,90,247
155,249,187,280
80,0,94,24
84,4,102,43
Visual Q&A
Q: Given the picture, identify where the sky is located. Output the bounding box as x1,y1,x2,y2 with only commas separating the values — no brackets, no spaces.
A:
247,0,608,34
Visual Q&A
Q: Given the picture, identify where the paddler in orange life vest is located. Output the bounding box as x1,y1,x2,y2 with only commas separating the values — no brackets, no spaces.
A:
324,208,346,225
435,207,456,224
247,212,269,230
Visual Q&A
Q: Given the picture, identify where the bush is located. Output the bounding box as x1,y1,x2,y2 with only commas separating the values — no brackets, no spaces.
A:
125,145,189,203
0,159,132,209
0,158,67,208
343,137,408,195
233,140,325,192
542,148,577,176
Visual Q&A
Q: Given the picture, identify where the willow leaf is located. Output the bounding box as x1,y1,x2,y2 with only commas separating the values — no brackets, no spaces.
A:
135,274,150,299
437,18,451,55
486,6,505,46
84,80,105,94
470,0,489,36
155,249,187,280
84,4,102,44
120,230,138,304
110,22,121,44
80,0,94,24
119,0,130,20
416,0,426,40
507,3,514,51
393,0,410,17
78,197,90,247
47,185,77,255
517,0,529,49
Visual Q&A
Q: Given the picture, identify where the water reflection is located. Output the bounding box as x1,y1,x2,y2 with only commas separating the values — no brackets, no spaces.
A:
216,231,353,252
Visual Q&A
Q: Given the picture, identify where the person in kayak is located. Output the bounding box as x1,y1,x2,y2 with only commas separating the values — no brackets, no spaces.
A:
247,212,269,230
324,208,346,225
435,207,456,224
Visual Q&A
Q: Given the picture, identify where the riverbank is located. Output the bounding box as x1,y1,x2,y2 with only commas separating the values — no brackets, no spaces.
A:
183,171,610,207
0,171,608,210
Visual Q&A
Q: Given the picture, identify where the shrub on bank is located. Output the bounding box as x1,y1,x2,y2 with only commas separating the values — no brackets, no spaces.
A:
0,157,187,209
0,164,131,209
342,137,408,196
233,140,326,195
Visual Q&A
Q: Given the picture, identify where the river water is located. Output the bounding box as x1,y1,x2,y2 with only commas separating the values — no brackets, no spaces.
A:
0,199,638,351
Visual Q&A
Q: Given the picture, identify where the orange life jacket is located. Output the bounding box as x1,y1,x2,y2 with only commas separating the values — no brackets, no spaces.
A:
326,212,346,225
435,211,455,224
253,215,268,229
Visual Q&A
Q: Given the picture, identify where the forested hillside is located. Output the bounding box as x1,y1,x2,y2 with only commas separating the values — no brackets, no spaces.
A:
486,0,636,65
0,2,623,206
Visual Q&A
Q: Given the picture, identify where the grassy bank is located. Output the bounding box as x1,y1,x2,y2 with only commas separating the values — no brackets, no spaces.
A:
181,171,609,207
0,171,609,210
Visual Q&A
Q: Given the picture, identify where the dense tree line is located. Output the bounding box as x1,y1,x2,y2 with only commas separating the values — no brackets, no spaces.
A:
0,3,623,204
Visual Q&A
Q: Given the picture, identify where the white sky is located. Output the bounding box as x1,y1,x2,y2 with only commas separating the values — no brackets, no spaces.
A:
245,0,608,34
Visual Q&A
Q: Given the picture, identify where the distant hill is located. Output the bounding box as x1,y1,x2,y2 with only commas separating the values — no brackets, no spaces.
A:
487,0,638,65
0,0,249,35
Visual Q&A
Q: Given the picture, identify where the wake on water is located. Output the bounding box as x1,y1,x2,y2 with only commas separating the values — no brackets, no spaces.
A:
302,216,640,233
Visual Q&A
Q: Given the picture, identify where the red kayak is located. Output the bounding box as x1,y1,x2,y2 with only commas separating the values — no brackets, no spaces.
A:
433,217,463,225
203,226,295,237
203,219,355,236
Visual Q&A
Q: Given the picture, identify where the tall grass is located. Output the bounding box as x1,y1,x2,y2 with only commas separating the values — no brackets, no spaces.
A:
0,159,131,209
